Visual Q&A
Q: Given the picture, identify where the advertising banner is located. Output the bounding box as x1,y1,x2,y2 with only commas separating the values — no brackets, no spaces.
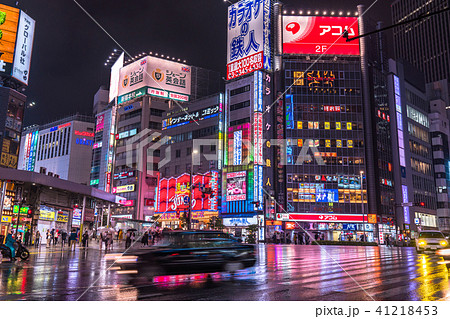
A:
223,216,257,227
276,213,366,223
226,171,247,201
226,0,271,80
113,184,135,194
283,16,360,56
118,56,191,101
12,10,35,85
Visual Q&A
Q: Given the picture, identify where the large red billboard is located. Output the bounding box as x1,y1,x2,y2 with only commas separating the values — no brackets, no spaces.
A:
283,16,360,56
157,171,219,213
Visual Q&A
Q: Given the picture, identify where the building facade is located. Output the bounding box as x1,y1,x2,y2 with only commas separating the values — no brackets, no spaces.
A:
392,0,450,84
388,59,438,236
18,114,95,185
155,93,223,229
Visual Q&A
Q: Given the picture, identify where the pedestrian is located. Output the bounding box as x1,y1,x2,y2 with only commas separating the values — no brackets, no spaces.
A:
105,231,113,252
314,233,319,241
34,230,41,248
125,231,131,249
293,233,298,245
82,231,89,248
131,232,136,243
141,231,149,247
61,231,67,247
305,233,310,245
50,228,55,245
46,230,50,247
320,233,325,241
299,233,304,245
5,231,16,261
54,230,59,245
69,229,77,251
24,230,30,246
385,235,390,247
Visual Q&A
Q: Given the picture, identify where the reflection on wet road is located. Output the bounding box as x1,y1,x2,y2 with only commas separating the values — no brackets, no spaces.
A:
1,244,449,300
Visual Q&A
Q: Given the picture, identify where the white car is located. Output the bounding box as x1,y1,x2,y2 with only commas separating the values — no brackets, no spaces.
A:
415,230,448,253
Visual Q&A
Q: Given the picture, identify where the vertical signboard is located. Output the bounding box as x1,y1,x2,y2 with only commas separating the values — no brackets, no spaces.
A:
226,0,272,80
0,4,19,77
11,10,35,85
109,52,124,103
233,130,242,165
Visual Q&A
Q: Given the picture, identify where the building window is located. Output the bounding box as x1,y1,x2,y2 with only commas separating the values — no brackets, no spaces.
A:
186,147,192,155
230,85,250,96
176,149,181,158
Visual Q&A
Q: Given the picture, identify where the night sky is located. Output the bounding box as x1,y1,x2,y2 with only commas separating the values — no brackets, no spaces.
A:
3,0,391,126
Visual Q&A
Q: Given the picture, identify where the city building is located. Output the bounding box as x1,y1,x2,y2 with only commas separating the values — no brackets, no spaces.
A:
388,59,438,236
428,79,450,232
155,93,223,229
18,114,95,185
93,85,110,116
109,54,222,221
0,87,27,170
279,12,371,241
392,0,450,84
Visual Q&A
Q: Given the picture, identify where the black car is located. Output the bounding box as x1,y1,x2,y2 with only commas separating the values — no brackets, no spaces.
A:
113,230,256,279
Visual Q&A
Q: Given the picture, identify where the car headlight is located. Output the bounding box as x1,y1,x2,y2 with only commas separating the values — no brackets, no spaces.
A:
440,240,448,247
418,240,427,246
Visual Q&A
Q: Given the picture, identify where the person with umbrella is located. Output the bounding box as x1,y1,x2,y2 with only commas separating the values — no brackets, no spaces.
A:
125,231,132,249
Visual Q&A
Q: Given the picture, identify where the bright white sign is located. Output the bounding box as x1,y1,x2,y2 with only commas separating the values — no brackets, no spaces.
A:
12,11,35,85
226,0,271,80
223,216,258,227
109,52,124,102
118,56,191,101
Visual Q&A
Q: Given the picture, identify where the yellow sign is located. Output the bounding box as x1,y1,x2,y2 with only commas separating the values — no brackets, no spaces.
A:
0,152,18,168
0,4,20,64
114,184,135,193
2,139,10,153
368,214,377,224
57,212,69,223
1,216,12,223
39,210,55,221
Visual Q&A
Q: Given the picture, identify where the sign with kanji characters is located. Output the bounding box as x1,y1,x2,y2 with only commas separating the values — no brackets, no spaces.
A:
12,10,35,85
283,16,360,56
315,189,339,203
226,0,272,80
293,70,336,87
118,55,191,101
281,213,366,223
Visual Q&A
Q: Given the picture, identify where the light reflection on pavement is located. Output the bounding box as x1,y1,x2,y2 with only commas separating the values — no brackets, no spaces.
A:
0,244,449,301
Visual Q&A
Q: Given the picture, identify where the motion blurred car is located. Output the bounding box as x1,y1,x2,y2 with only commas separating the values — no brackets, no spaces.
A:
112,230,256,279
415,230,448,253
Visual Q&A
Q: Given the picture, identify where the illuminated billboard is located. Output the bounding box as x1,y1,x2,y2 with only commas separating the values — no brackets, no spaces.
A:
226,0,272,80
162,105,220,130
12,10,35,85
156,171,219,213
0,5,35,85
118,55,191,102
282,16,359,55
109,52,124,102
226,171,247,201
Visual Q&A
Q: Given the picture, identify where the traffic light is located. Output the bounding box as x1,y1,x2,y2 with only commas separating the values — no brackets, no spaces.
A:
420,202,425,207
27,209,33,219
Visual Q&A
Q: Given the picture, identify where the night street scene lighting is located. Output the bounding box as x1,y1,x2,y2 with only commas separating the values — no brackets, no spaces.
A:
0,0,450,316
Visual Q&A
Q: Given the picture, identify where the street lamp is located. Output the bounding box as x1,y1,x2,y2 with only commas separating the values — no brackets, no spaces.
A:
360,170,366,241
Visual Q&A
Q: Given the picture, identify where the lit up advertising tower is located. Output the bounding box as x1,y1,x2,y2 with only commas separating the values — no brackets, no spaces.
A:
223,0,278,241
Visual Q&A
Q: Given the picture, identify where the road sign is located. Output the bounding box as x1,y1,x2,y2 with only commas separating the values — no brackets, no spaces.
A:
414,218,421,225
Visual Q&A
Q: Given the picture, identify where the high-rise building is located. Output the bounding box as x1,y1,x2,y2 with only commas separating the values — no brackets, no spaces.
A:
279,12,372,241
388,59,438,235
392,0,450,84
18,114,95,185
93,86,110,116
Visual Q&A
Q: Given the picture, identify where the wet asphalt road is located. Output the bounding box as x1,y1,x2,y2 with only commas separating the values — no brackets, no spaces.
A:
1,244,449,301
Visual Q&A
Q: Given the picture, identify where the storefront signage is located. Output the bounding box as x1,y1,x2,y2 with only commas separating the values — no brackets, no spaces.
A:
157,171,219,213
1,216,12,223
315,189,339,203
368,214,377,224
112,215,133,219
75,130,94,137
223,216,257,227
162,105,220,130
113,184,135,194
277,213,365,223
72,208,81,226
117,128,137,140
39,210,55,221
114,171,134,180
266,220,282,226
57,212,69,223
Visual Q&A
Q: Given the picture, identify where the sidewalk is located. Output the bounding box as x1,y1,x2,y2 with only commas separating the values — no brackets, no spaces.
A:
26,239,130,254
